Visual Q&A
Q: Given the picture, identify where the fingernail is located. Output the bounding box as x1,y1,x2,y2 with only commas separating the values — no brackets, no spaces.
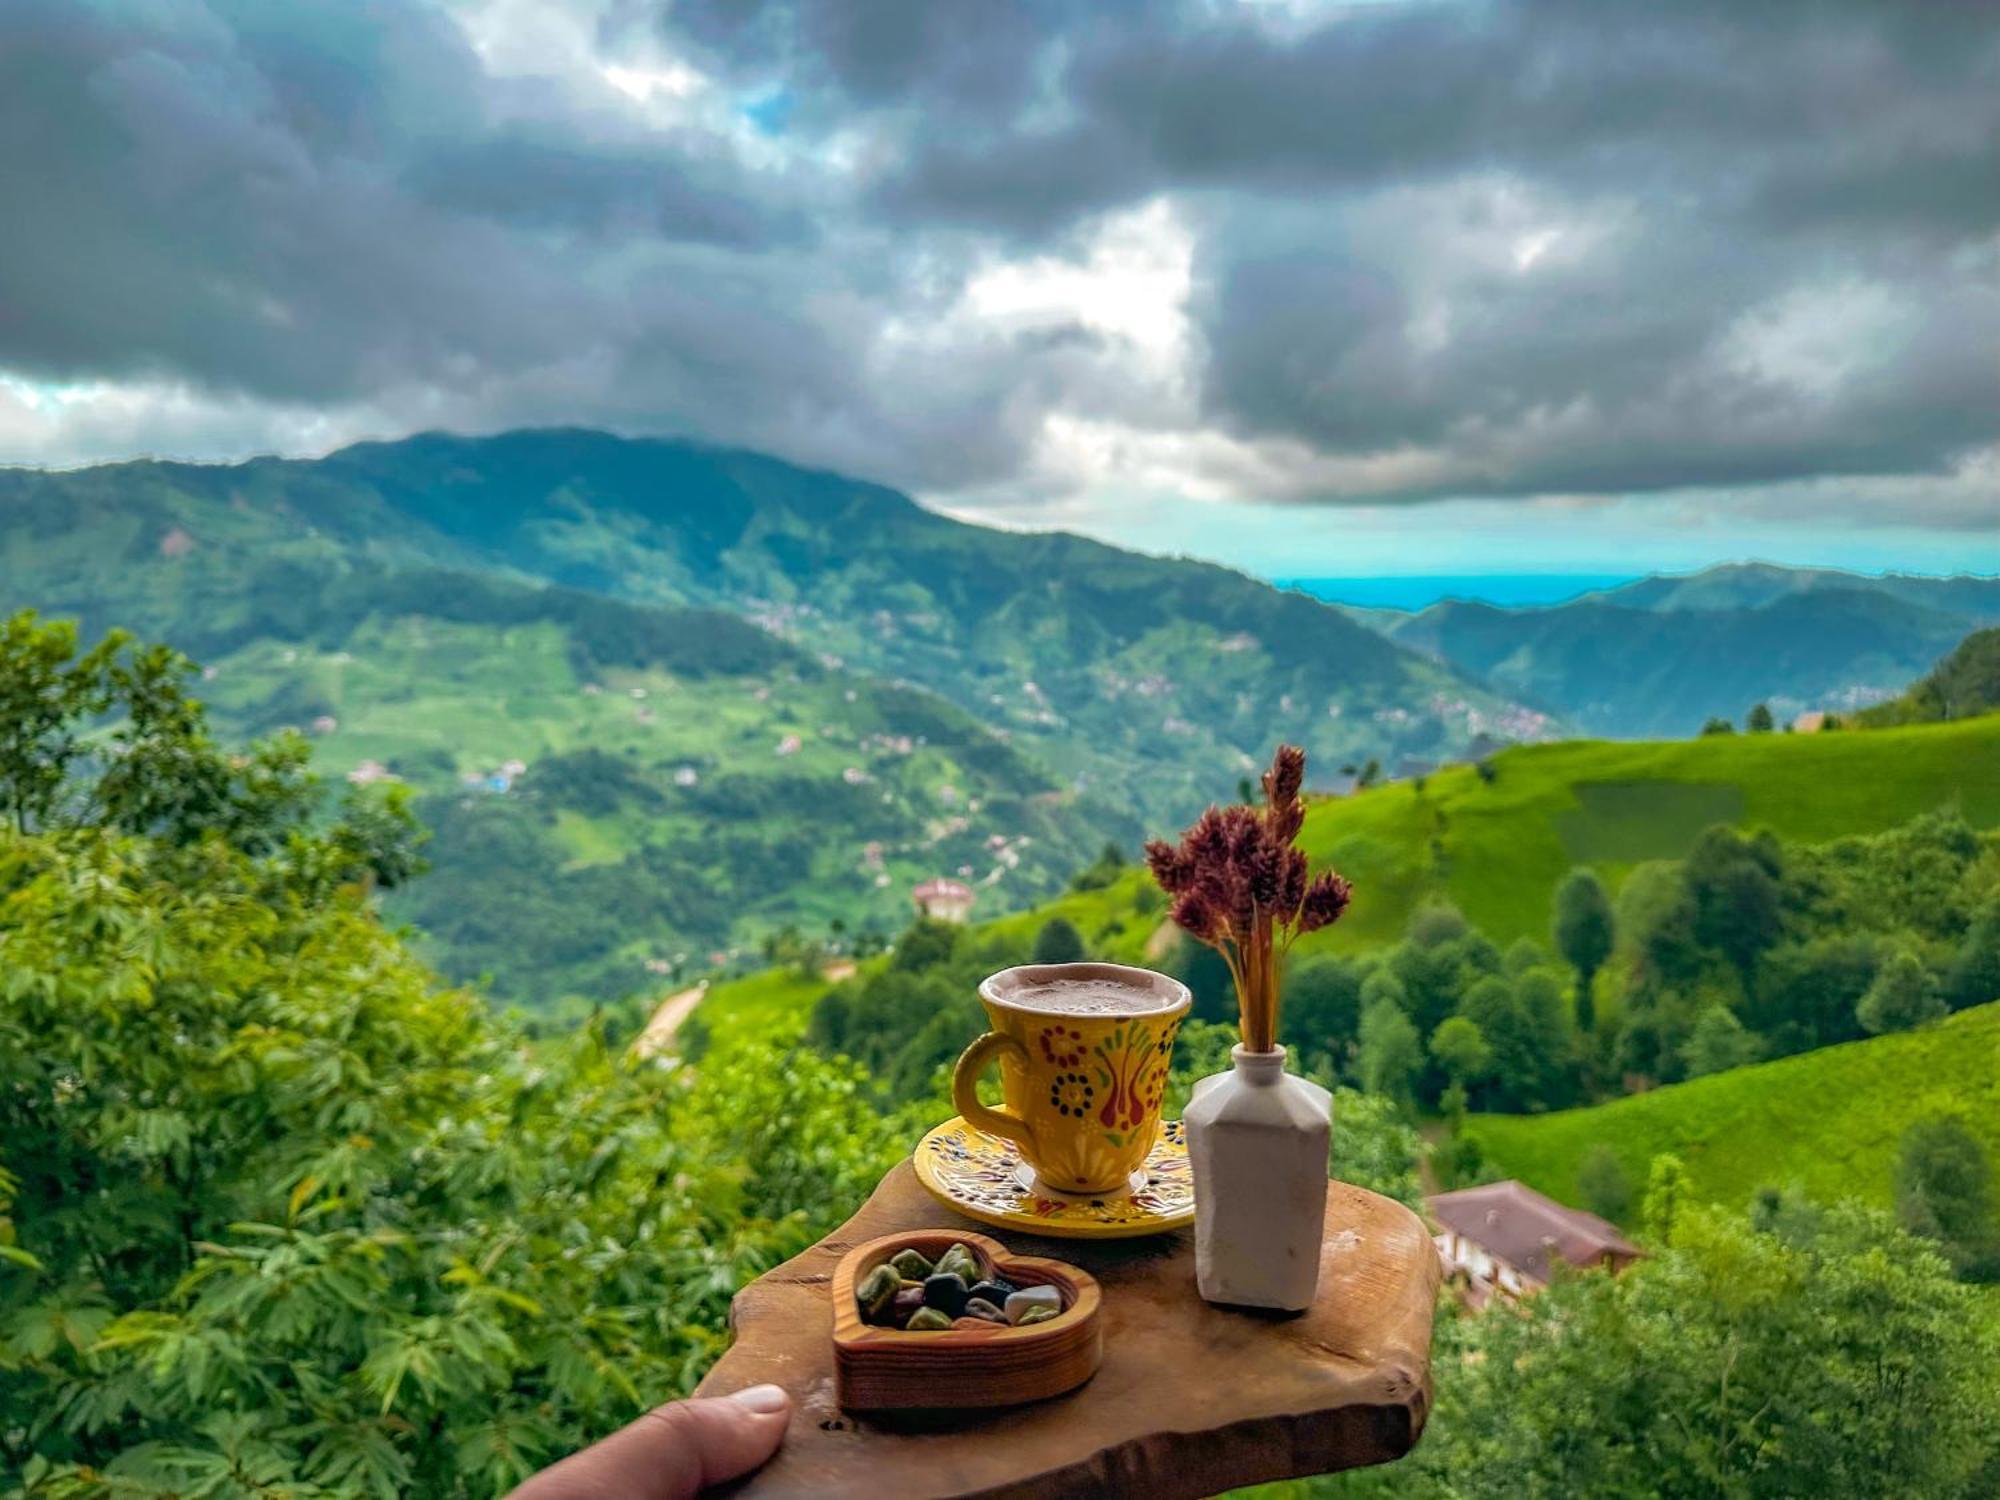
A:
728,1383,789,1413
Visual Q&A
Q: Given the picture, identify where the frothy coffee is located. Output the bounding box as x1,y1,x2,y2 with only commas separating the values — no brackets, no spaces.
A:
1003,977,1178,1017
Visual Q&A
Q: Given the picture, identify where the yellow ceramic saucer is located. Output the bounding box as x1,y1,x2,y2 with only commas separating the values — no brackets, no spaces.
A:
913,1115,1194,1239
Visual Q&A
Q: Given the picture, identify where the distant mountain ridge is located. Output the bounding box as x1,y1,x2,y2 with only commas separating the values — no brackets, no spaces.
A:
1352,562,2000,737
3,428,1547,824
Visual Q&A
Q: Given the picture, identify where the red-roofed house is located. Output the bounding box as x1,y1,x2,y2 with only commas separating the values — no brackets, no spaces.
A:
912,877,975,924
1427,1179,1642,1305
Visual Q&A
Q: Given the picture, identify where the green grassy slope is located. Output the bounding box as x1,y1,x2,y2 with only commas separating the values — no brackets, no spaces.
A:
1463,1002,2000,1212
1295,716,2000,953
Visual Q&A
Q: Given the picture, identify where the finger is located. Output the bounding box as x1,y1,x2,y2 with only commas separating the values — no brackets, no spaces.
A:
507,1385,793,1500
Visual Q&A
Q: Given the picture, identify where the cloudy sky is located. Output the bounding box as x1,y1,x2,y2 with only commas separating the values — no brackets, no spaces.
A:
2,0,1995,579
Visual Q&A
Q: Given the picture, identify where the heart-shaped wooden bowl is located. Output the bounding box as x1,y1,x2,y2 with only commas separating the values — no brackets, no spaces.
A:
831,1229,1103,1412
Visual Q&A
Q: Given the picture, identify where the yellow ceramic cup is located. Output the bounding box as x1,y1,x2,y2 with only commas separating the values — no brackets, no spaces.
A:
951,962,1191,1196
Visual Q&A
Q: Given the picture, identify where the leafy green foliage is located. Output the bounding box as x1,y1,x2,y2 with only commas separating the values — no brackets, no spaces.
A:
1896,1115,1998,1281
1857,949,1947,1034
1680,1004,1763,1077
1575,1144,1633,1223
0,620,908,1495
1029,917,1087,964
1357,1000,1421,1106
1551,868,1612,1027
1385,1200,2000,1497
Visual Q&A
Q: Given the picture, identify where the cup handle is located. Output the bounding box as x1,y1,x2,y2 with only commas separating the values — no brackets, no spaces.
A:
952,1032,1039,1158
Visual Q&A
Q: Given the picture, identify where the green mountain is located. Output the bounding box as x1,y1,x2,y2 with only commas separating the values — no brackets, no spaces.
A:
1861,627,2000,727
1,428,1545,828
1465,1000,2000,1215
2,428,1550,1005
1361,563,2000,737
1590,561,2000,619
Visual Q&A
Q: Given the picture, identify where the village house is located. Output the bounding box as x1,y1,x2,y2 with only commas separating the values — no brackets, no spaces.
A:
1426,1180,1642,1306
912,877,975,924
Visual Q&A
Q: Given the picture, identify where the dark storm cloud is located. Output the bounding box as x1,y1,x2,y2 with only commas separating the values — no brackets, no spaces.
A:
1,0,1995,513
657,0,2000,504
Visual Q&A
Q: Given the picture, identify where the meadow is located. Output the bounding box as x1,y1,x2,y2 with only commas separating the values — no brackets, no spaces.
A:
1295,715,2000,952
1464,1000,2000,1213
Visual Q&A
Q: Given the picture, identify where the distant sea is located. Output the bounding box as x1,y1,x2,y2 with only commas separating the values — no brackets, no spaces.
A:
1276,574,1640,611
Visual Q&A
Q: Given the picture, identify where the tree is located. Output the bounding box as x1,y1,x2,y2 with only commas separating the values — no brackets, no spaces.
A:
1700,716,1735,735
1857,949,1947,1034
1407,900,1471,949
1387,1198,2000,1497
1752,932,1882,1054
1685,825,1784,991
0,611,420,886
1896,1114,1998,1278
1030,915,1087,964
1067,841,1124,893
1947,895,2000,1009
1552,868,1613,1029
1358,998,1423,1107
1429,1016,1492,1091
891,917,960,971
1642,1153,1692,1245
1681,1003,1763,1077
1285,954,1364,1069
1460,971,1575,1112
1576,1144,1633,1223
1746,701,1775,733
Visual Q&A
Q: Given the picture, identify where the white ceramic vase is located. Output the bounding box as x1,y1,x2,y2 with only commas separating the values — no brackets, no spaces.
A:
1183,1045,1332,1311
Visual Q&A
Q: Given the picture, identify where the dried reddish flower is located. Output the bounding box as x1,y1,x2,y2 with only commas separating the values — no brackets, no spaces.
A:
1297,871,1353,934
1145,743,1353,1052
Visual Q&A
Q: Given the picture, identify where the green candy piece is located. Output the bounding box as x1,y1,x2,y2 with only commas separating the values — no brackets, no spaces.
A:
856,1264,900,1320
1016,1305,1059,1326
888,1248,934,1281
905,1307,953,1331
935,1243,980,1282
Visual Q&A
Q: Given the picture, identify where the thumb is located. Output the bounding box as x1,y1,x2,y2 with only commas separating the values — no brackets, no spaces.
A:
508,1384,792,1500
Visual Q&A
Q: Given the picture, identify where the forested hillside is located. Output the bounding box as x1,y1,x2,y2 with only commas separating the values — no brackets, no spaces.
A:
1861,627,2000,727
1358,563,2000,736
171,564,1135,1005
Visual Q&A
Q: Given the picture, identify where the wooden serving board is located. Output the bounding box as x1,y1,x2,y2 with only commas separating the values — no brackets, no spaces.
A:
695,1160,1440,1499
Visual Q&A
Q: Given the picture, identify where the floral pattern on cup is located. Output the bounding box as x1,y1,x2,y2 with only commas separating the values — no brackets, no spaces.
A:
1038,1025,1086,1068
1048,1071,1095,1118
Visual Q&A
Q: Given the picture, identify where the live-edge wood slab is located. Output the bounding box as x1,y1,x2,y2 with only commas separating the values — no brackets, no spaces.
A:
693,1160,1441,1499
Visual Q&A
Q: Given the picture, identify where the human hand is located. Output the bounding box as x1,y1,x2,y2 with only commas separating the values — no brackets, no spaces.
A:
507,1384,792,1500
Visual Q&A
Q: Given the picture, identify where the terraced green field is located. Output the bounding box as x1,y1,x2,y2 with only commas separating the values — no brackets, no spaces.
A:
1463,1002,2000,1213
1294,716,2000,953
